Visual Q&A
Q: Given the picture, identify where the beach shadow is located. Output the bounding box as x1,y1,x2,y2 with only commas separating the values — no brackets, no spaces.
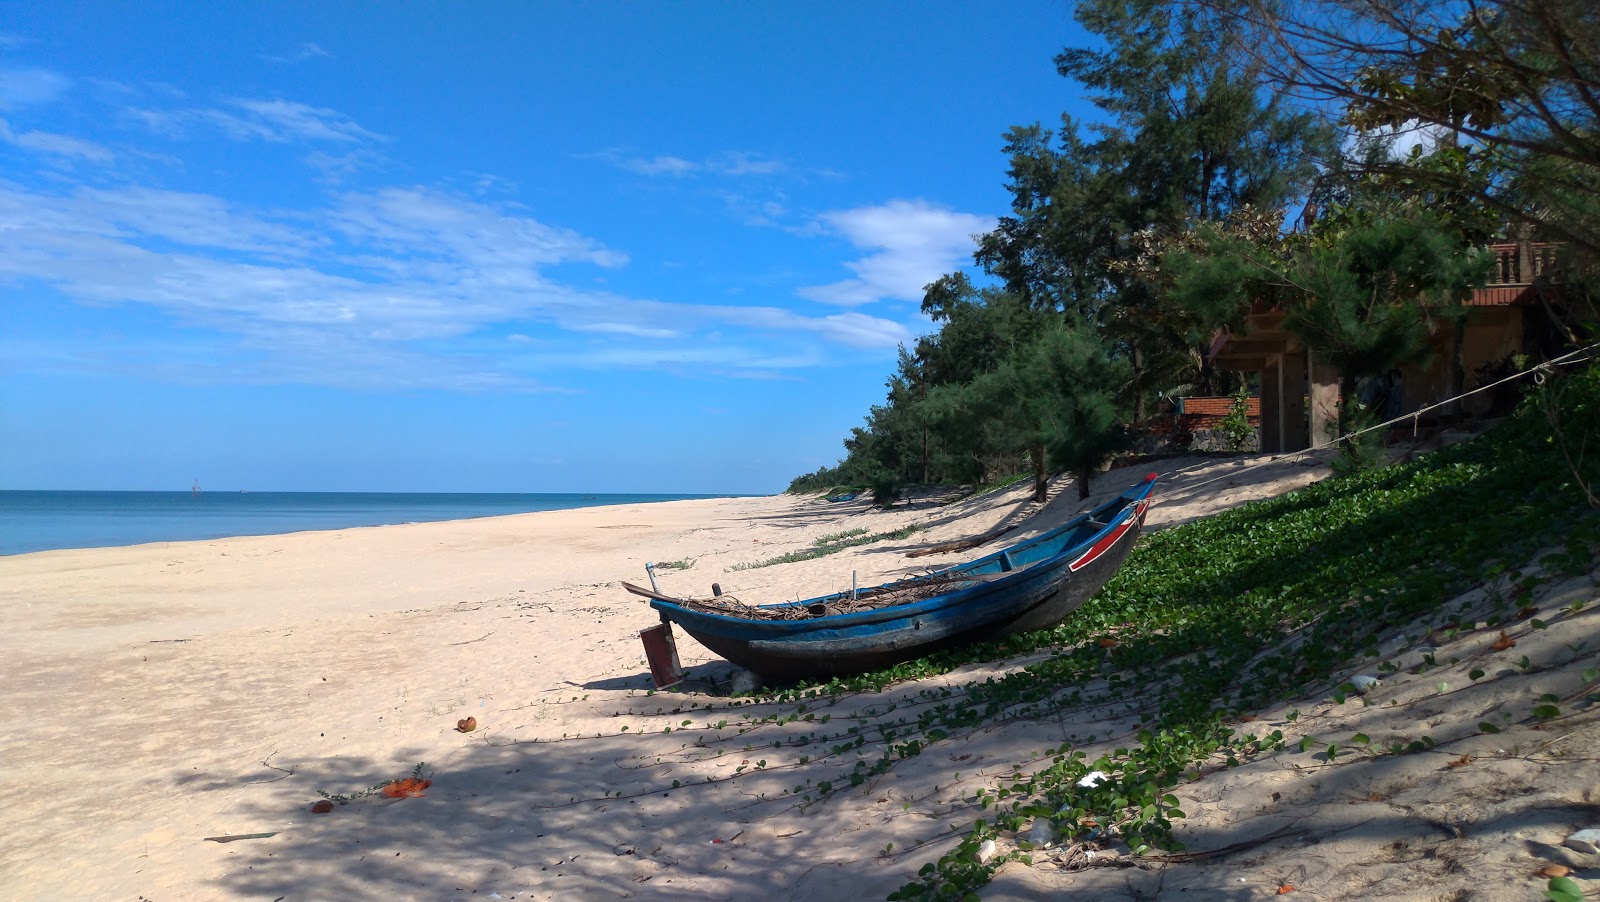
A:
582,660,742,694
195,675,985,901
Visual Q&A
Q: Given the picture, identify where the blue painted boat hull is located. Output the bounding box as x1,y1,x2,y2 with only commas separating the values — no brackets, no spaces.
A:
650,476,1157,680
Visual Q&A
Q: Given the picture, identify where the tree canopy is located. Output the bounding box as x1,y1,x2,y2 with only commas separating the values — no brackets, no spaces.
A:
789,0,1596,501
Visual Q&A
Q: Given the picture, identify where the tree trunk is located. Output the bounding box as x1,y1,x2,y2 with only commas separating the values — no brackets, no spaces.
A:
1076,463,1092,500
1033,442,1048,503
1338,371,1359,451
921,425,929,485
1448,319,1466,420
1131,347,1146,423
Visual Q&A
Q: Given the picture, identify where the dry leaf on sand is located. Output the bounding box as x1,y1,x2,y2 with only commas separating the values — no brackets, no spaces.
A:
381,777,431,799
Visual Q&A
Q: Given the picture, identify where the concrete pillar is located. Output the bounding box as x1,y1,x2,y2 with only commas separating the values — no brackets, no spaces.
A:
1281,348,1309,452
1309,350,1341,448
1260,357,1283,454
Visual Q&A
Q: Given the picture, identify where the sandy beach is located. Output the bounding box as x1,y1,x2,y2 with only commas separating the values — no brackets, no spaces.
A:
3,455,1596,901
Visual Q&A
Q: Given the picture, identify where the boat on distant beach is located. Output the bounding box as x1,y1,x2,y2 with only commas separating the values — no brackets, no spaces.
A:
630,474,1157,680
823,490,860,503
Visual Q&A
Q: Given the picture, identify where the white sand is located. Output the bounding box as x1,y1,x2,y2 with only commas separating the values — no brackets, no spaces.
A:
3,455,1594,901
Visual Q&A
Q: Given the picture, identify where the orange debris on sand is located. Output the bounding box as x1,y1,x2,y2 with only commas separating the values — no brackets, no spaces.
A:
381,777,432,799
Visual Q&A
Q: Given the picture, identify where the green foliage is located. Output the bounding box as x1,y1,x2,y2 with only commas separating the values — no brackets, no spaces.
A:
1544,875,1583,902
1218,385,1253,451
814,528,870,546
787,465,854,496
1022,325,1132,498
1324,0,1600,258
791,0,1339,497
1327,398,1388,478
1287,214,1486,382
866,378,1598,897
1535,360,1600,508
1161,205,1489,416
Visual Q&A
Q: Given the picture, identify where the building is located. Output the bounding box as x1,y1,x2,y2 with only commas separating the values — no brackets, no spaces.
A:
1205,238,1566,453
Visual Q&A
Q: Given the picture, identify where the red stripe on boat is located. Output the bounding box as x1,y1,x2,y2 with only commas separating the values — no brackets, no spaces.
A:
1069,517,1134,572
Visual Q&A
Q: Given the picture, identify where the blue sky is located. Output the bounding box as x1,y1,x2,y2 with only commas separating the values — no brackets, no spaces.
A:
0,2,1096,494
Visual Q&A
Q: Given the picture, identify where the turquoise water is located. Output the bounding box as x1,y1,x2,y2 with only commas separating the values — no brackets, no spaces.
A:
0,490,737,556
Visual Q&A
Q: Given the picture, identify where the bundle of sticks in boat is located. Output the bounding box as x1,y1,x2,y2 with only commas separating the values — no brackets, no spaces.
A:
679,569,975,620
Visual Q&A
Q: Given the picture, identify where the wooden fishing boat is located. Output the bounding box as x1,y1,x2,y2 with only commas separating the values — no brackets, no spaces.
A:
630,474,1157,680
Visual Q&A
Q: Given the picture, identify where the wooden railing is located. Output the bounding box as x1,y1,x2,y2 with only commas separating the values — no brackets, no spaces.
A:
1485,240,1561,286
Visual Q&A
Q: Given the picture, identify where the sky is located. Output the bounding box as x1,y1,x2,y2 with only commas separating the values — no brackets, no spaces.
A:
0,1,1098,494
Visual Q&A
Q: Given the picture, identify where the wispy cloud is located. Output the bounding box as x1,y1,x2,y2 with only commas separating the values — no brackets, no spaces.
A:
0,117,114,163
797,199,994,306
718,190,791,227
591,148,787,179
326,186,629,272
0,181,910,389
618,154,697,176
0,66,71,108
128,97,384,144
716,152,785,176
261,42,334,64
304,147,389,184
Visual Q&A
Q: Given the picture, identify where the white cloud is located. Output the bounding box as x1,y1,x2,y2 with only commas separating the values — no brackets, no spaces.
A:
231,98,380,143
0,117,114,163
567,322,684,339
304,147,388,184
713,152,785,176
622,154,697,176
261,42,334,64
128,97,384,144
0,181,912,388
814,311,916,347
797,199,994,306
0,183,315,255
0,66,70,108
327,186,630,271
593,149,786,179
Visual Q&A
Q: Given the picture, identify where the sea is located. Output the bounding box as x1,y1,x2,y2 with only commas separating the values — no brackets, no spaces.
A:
0,490,740,557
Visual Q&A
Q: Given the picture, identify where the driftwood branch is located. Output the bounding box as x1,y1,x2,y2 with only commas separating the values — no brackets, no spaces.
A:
904,523,1021,558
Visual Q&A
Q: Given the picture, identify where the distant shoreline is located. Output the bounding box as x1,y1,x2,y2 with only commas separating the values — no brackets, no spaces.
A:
0,489,757,557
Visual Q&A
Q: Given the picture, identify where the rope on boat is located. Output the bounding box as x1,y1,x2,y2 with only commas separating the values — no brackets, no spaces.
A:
1149,341,1600,500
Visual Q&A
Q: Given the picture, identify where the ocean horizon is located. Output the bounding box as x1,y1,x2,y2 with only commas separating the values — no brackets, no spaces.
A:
0,490,748,556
